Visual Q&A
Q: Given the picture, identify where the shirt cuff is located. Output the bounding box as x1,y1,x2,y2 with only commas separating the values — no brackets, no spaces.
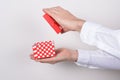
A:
75,49,90,67
80,22,102,46
75,49,99,69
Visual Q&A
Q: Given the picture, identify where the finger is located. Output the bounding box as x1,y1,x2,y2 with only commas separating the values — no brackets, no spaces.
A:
36,57,55,63
43,6,64,16
59,26,64,33
50,6,63,12
36,57,57,63
51,6,66,12
30,54,34,60
43,8,50,14
49,62,57,64
43,9,59,21
43,8,57,15
55,48,64,53
55,6,66,11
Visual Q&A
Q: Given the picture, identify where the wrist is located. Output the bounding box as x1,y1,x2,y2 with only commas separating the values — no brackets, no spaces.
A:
71,50,78,62
75,19,85,32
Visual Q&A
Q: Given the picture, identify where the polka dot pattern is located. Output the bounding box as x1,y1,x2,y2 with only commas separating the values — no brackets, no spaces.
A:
32,40,56,59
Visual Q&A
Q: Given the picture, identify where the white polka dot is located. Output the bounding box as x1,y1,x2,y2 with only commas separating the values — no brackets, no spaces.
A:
40,54,42,56
45,42,48,44
42,55,45,58
34,54,38,57
50,50,53,52
43,45,45,47
38,56,40,58
37,52,40,54
52,43,54,45
43,49,46,51
40,43,43,46
39,49,41,52
47,44,50,46
33,50,37,53
48,48,50,50
37,48,39,50
44,53,47,56
46,51,48,53
41,47,43,49
45,46,48,49
47,55,49,57
50,46,52,48
32,46,36,49
51,54,53,56
52,47,55,49
53,52,55,54
38,45,41,47
37,43,40,45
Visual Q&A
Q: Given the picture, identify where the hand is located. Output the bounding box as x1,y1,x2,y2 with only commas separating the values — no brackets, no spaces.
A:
43,6,85,33
30,48,78,64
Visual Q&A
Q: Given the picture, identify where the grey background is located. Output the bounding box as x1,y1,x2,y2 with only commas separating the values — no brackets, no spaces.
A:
0,0,120,80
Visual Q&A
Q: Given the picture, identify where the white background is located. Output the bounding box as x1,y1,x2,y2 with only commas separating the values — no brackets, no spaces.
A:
0,0,120,80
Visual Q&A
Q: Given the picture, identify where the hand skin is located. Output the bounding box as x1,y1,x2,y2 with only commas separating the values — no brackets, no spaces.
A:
30,48,78,64
43,6,85,33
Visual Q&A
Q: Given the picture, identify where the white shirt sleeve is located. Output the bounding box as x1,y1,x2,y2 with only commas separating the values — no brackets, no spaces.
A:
76,49,120,69
76,22,120,69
